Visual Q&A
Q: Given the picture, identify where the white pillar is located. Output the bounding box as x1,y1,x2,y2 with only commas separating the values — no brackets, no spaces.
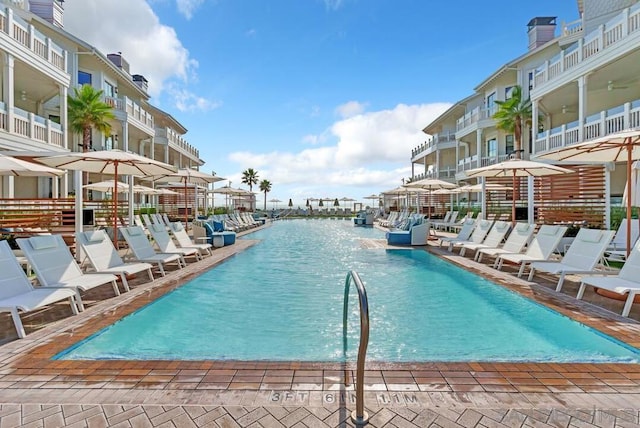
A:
476,130,482,168
578,75,587,143
604,163,612,230
527,176,535,223
4,53,14,134
480,178,486,220
531,99,539,155
74,170,83,261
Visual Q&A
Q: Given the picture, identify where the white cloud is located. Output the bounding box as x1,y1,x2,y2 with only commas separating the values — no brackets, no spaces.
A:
335,101,366,118
63,0,215,111
168,84,222,112
226,102,451,195
323,0,345,11
176,0,205,19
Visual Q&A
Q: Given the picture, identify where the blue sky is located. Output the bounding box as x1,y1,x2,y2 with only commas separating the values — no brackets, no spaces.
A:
64,0,580,209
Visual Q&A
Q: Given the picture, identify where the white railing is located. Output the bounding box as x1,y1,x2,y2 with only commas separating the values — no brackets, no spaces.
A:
457,155,478,172
5,106,63,146
561,18,583,36
480,154,510,167
533,4,640,88
535,99,640,154
157,127,200,159
105,95,155,130
413,166,457,181
411,131,456,157
0,6,66,72
456,106,491,131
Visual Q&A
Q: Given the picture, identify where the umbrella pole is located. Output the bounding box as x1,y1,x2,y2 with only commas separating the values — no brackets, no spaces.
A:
627,140,632,257
512,171,517,225
113,162,119,249
184,179,189,230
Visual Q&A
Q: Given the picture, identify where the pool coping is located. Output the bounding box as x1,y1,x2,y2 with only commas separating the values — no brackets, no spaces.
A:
1,220,640,420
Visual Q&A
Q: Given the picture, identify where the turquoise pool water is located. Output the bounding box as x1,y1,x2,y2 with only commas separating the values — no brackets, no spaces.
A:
56,219,640,362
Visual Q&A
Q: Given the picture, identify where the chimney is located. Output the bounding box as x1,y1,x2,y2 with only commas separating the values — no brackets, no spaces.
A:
527,17,557,50
28,0,64,27
107,52,130,74
132,74,148,93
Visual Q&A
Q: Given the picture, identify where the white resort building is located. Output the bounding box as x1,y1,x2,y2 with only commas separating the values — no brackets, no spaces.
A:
411,0,640,228
0,0,204,216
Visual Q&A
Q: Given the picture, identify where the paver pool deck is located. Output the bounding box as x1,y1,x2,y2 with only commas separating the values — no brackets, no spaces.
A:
0,221,639,427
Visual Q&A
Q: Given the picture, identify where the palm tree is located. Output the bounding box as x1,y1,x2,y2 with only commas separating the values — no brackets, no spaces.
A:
241,168,259,192
259,179,272,210
492,85,532,160
68,85,115,198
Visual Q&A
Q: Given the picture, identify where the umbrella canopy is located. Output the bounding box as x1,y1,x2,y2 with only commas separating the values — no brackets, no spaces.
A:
404,178,457,219
363,194,380,199
268,198,282,203
146,168,225,227
35,150,177,247
0,154,66,176
458,183,513,192
536,128,640,255
465,159,574,224
340,197,356,202
84,179,132,193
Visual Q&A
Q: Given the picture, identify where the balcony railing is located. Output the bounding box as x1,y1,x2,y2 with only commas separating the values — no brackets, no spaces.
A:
456,106,491,131
156,127,200,159
535,99,640,154
534,3,640,88
456,154,510,172
104,95,154,130
0,105,63,146
0,7,66,72
413,167,457,182
411,131,456,157
561,18,583,36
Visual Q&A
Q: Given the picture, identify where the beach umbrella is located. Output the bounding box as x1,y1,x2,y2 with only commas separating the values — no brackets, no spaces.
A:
0,154,65,176
35,150,177,247
213,185,249,212
457,182,512,210
83,179,133,193
306,199,310,207
333,198,340,207
465,159,574,225
146,168,225,228
404,178,457,219
536,128,640,256
288,198,293,207
269,198,282,209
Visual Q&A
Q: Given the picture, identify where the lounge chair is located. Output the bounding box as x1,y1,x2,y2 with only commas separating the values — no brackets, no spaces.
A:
431,211,452,230
439,218,476,248
0,241,79,338
447,219,493,252
76,229,154,291
576,239,640,317
528,228,615,291
147,223,202,262
169,221,212,256
495,225,568,277
16,235,120,311
476,223,536,264
121,226,185,276
603,218,640,262
459,221,511,257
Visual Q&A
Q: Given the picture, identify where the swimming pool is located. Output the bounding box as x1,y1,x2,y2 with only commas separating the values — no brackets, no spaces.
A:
57,219,640,362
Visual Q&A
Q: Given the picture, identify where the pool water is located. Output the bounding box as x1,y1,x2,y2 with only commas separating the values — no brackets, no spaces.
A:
56,219,640,362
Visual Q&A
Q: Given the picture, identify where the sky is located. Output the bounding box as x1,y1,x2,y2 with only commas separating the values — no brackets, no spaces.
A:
63,0,580,209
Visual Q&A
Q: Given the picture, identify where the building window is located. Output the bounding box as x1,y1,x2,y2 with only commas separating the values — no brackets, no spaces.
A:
528,72,534,90
104,81,116,98
505,86,514,100
487,92,496,116
78,71,92,86
487,138,497,158
506,135,514,154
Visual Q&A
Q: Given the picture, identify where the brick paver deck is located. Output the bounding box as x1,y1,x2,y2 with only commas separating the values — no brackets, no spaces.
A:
1,221,640,427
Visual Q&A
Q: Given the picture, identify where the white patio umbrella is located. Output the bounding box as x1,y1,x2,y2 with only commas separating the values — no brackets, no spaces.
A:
83,179,133,193
536,128,640,255
268,198,282,209
212,185,249,212
146,168,225,228
35,150,177,247
404,178,457,219
465,159,574,225
0,154,66,176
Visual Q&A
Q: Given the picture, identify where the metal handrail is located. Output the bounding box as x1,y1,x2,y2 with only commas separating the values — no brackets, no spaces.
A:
343,270,370,426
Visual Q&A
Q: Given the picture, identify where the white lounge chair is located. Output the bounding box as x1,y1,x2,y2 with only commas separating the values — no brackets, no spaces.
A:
169,221,212,256
459,221,511,257
439,218,476,249
121,226,185,276
0,241,78,338
603,218,640,262
76,230,154,291
448,219,493,252
528,228,615,291
147,223,202,262
476,223,536,264
431,211,453,230
577,239,640,317
16,235,120,311
495,225,568,277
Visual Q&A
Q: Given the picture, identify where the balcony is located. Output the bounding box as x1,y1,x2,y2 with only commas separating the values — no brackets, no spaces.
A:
104,95,154,135
412,166,457,182
456,106,494,134
561,18,583,36
0,103,63,147
534,99,640,154
411,131,456,159
156,127,200,160
0,7,66,72
534,3,640,88
457,154,510,173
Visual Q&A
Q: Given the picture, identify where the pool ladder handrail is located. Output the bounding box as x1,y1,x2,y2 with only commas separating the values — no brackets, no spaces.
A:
343,270,370,426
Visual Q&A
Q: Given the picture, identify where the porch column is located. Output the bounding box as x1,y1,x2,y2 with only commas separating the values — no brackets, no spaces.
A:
150,137,155,161
577,75,588,143
164,144,169,164
3,53,14,133
604,163,613,230
531,99,539,155
480,178,486,220
476,130,482,168
2,176,14,198
527,176,535,223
